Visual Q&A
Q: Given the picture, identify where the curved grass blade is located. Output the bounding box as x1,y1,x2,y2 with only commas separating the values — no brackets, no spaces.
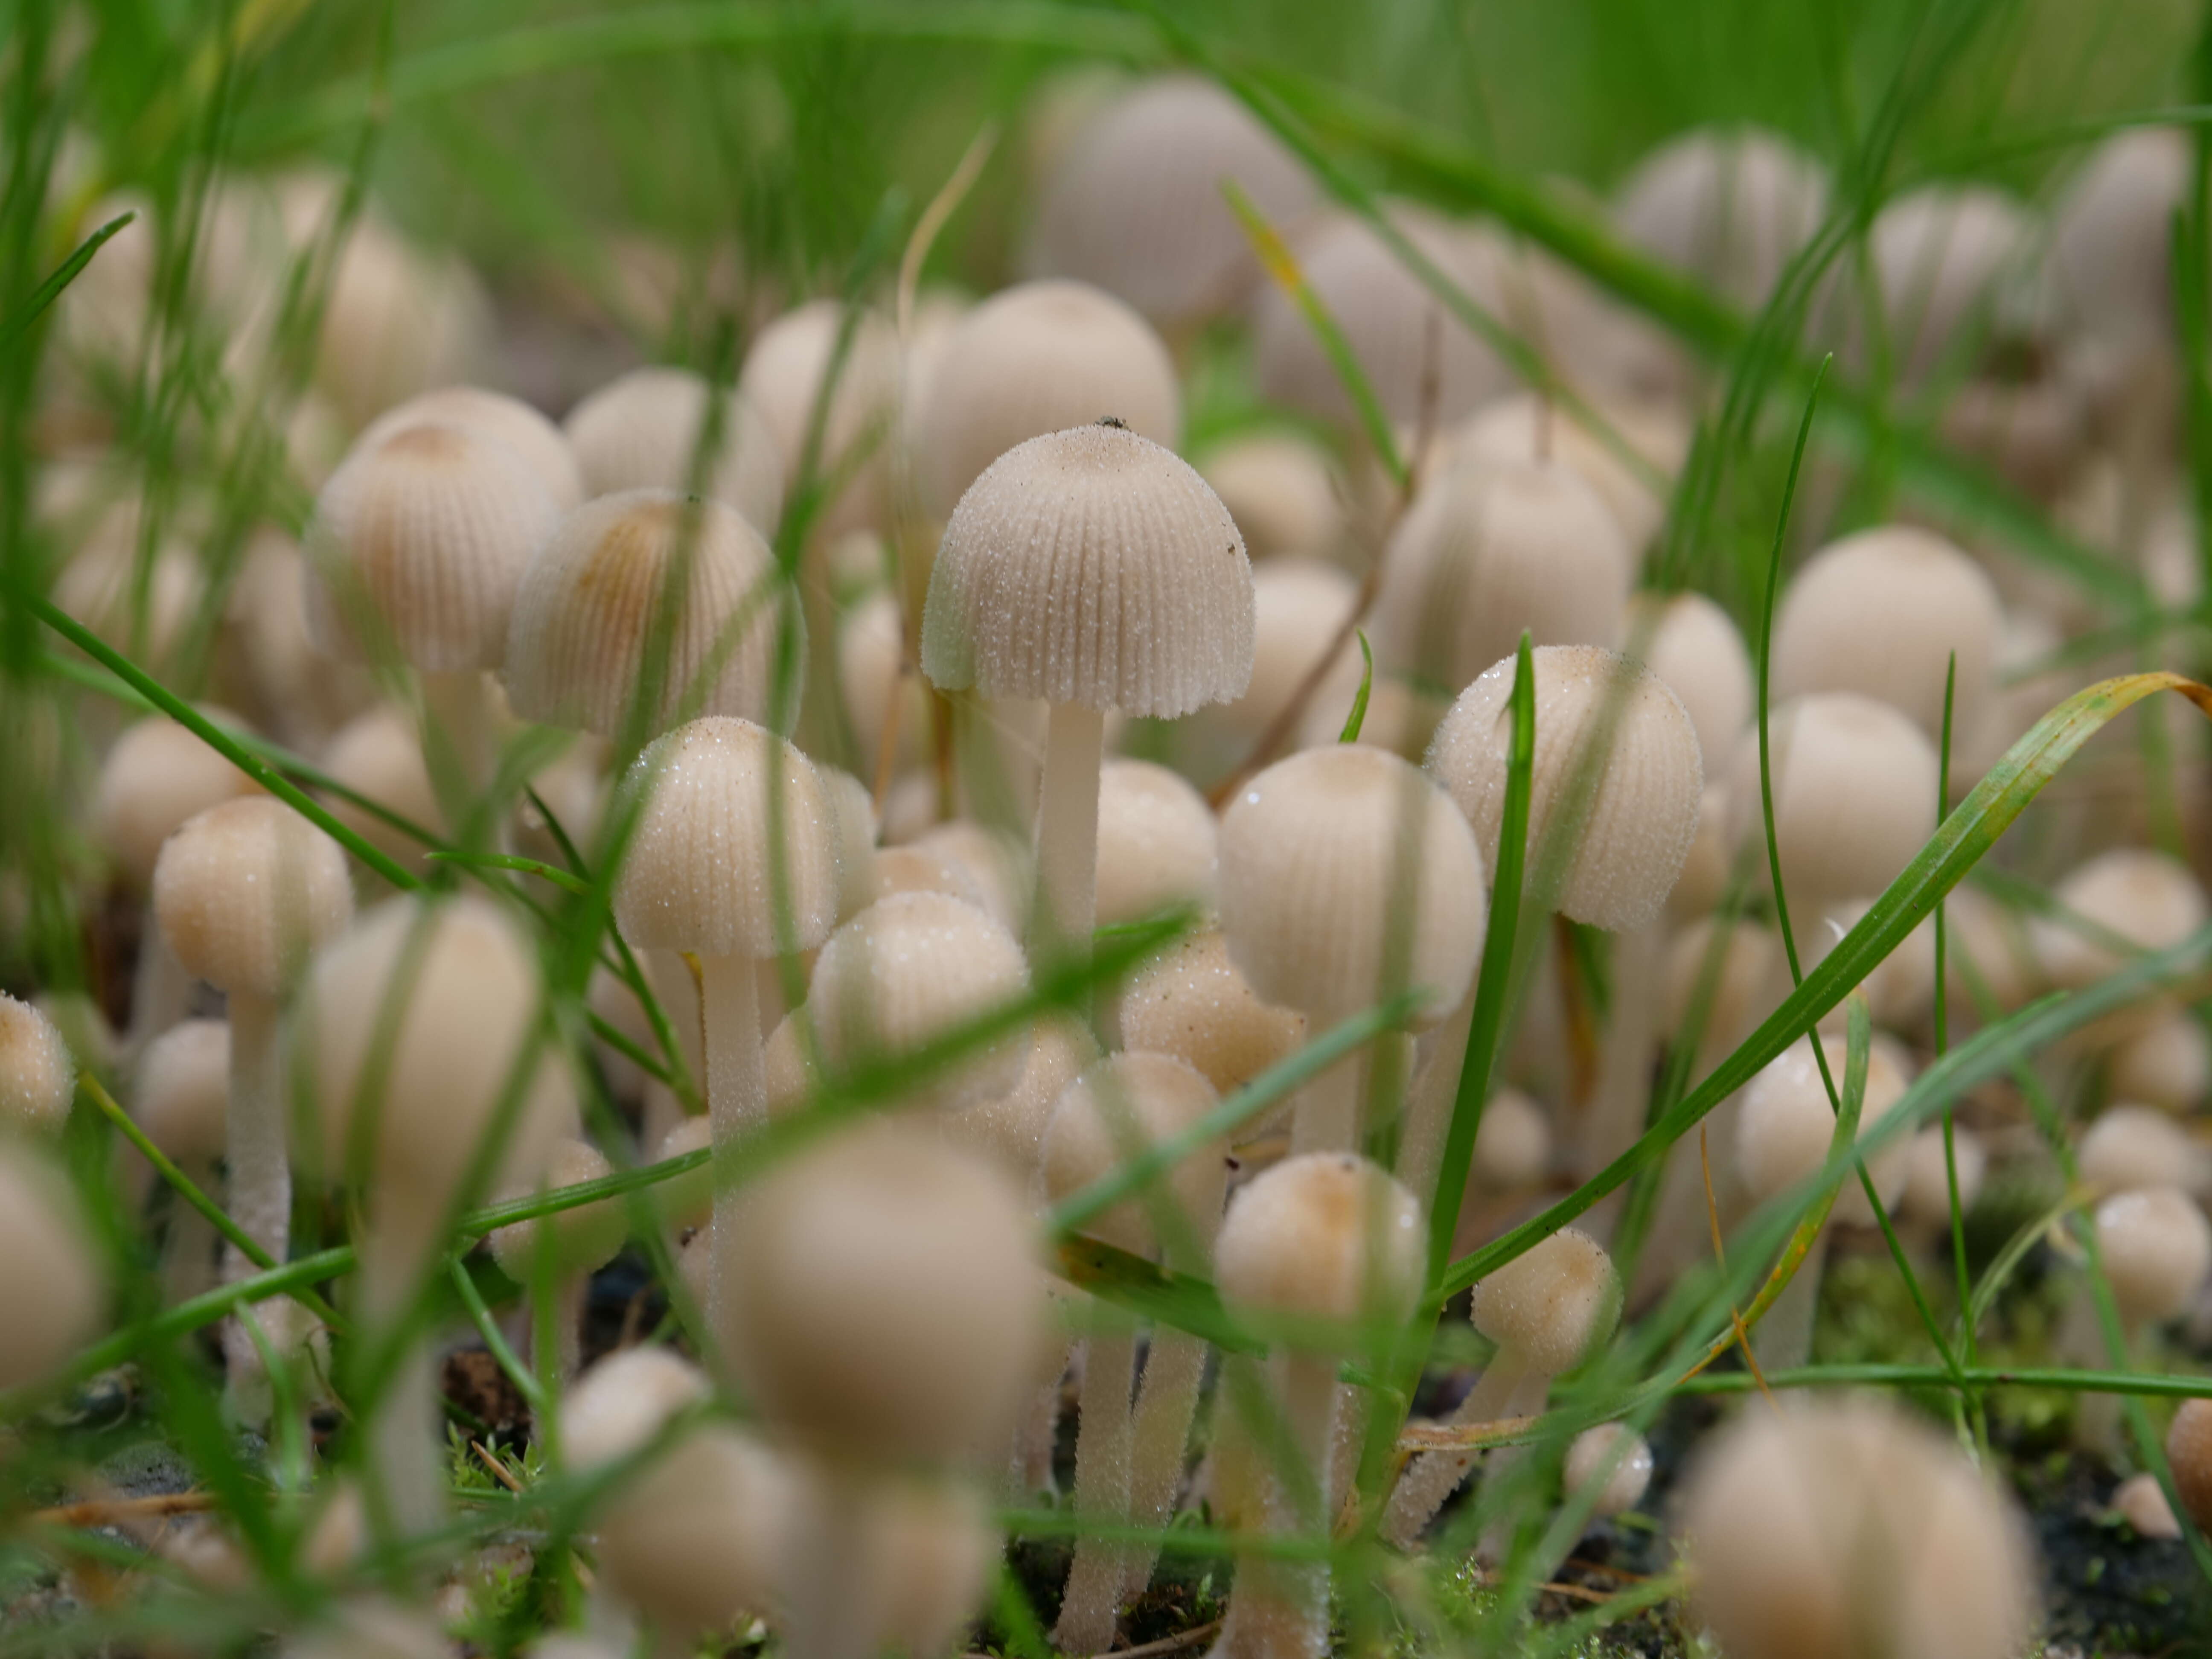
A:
2,212,133,353
1338,630,1375,743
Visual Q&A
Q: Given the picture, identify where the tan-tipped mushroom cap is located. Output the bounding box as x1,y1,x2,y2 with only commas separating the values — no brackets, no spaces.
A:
1864,186,2040,388
1467,1226,1620,1376
922,422,1254,718
503,490,787,738
1428,645,1703,932
560,367,784,533
1675,1395,2036,1659
736,300,900,537
943,1010,1099,1185
1452,393,1692,553
1026,76,1318,329
1629,591,1752,765
306,420,563,672
723,1121,1045,1464
1199,434,1344,565
914,280,1180,522
358,386,584,509
1096,760,1218,927
93,713,259,891
1737,1032,1912,1226
1112,930,1306,1102
1213,1152,1423,1333
2034,849,2211,989
1772,525,2002,739
1472,1087,1552,1192
0,1142,106,1392
2168,1397,2212,1531
1613,128,1829,311
490,1136,624,1285
2111,1010,2212,1113
152,797,353,999
611,717,841,959
321,705,444,876
2080,1106,2204,1196
1723,693,1940,919
1042,1051,1225,1257
135,1019,229,1168
2094,1186,2212,1327
1219,745,1486,1023
0,993,73,1136
805,891,1031,1115
1563,1423,1652,1519
1374,460,1632,696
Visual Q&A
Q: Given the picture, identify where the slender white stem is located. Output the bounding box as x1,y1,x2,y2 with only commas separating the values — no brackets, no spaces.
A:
1382,1347,1533,1547
1007,1346,1070,1501
1472,1370,1554,1565
359,1222,445,1539
1291,1049,1363,1156
419,668,498,840
785,1458,876,1659
1399,991,1475,1214
160,1161,220,1307
222,991,288,1388
1056,1326,1138,1653
699,952,765,1357
1211,1353,1341,1659
1582,924,1662,1177
1030,702,1106,970
1121,1330,1209,1601
1752,1227,1828,1376
530,1274,587,1385
128,908,192,1054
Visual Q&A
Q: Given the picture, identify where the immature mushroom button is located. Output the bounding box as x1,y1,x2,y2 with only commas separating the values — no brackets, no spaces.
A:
320,704,445,879
1199,435,1344,565
2080,1105,2205,1196
1562,1423,1652,1521
1109,930,1306,1112
0,991,75,1137
1190,559,1362,771
0,1141,107,1394
560,366,784,533
2167,1397,2212,1532
1096,759,1219,927
2112,1470,2182,1538
1863,186,2040,389
489,1136,626,1382
1452,393,1692,553
2033,847,2210,989
736,300,901,538
2110,1009,2212,1112
940,1010,1098,1187
1612,128,1829,311
1625,591,1752,762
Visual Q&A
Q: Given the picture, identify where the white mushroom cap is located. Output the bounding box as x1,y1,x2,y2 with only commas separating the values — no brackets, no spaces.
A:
1451,393,1692,553
134,1018,229,1167
1771,525,2002,740
922,422,1254,719
1662,916,1784,1066
1428,644,1703,931
838,590,926,780
1213,1151,1423,1335
93,713,259,891
1471,1087,1552,1192
54,532,201,676
489,1136,624,1281
1897,1125,1987,1232
2034,849,2210,989
1863,185,2041,387
1467,1225,1619,1375
503,489,788,739
1722,693,1940,920
2112,1470,2181,1539
560,367,784,533
1736,1031,1912,1225
321,705,443,876
1563,1423,1652,1519
1026,76,1318,329
0,992,75,1137
306,206,495,428
1199,434,1344,564
2094,1186,2212,1327
736,300,900,537
1810,898,1937,1034
909,821,1031,937
152,797,354,999
1666,784,1734,923
941,1010,1099,1185
1628,591,1752,765
722,1120,1045,1464
1675,1394,2036,1659
1202,559,1362,755
0,1141,106,1391
306,421,564,672
1374,460,1632,696
2080,1105,2205,1197
1110,930,1306,1105
1042,1051,1225,1257
869,844,988,911
914,281,1182,524
358,386,585,509
652,1116,715,1236
1612,128,1829,311
2111,1010,2212,1113
611,716,842,959
1219,745,1486,1024
2168,1397,2212,1532
1095,759,1218,927
2051,127,2189,346
803,892,1031,1114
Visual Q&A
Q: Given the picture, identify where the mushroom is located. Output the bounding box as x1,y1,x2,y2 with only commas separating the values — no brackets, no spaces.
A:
1041,1052,1227,1649
1674,1395,2036,1659
1208,1153,1423,1659
922,422,1254,966
2112,1470,2182,1538
320,705,445,881
1107,930,1307,1117
2110,1009,2211,1113
2079,1105,2206,1196
560,367,784,534
1612,127,1829,311
1562,1422,1652,1522
1860,186,2040,390
0,1141,107,1393
2076,1186,2212,1449
2034,847,2210,990
1218,745,1486,1155
1199,435,1345,565
488,1136,625,1382
0,990,74,1137
1895,1123,1988,1255
1187,559,1361,777
2051,128,2188,352
133,1018,229,1303
736,300,901,538
1384,1226,1620,1546
357,385,585,509
940,1010,1099,1190
1451,393,1692,554
1095,760,1219,928
2167,1397,2212,1532
1625,591,1752,764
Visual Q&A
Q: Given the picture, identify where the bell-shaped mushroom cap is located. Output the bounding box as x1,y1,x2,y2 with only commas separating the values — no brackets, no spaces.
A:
299,896,575,1218
2094,1186,2212,1327
1676,1395,2036,1659
1026,76,1317,329
1199,434,1344,564
321,705,444,877
503,489,788,739
1737,1031,1913,1225
0,992,75,1136
1722,693,1940,919
2034,849,2210,989
1111,929,1305,1102
723,1119,1045,1463
1096,760,1218,927
870,845,988,911
1451,393,1691,553
1251,206,1514,428
1467,1226,1620,1374
2110,1010,2211,1113
1897,1125,1987,1233
1472,1087,1552,1192
611,717,842,959
1204,559,1362,752
1563,1423,1652,1519
560,367,784,533
1629,591,1752,765
2168,1397,2212,1531
1374,460,1632,696
736,300,900,537
2080,1105,2205,1197
922,422,1255,718
914,282,1181,523
134,1018,228,1165
490,1136,626,1282
941,1010,1099,1185
358,386,584,509
0,1141,106,1391
93,713,259,891
1771,525,2002,739
1428,645,1703,932
1863,186,2041,387
1214,1151,1423,1333
152,797,354,999
2051,128,2189,344
910,821,1031,937
1219,745,1486,1023
305,420,563,672
805,891,1031,1114
1612,128,1829,311
1042,1051,1225,1257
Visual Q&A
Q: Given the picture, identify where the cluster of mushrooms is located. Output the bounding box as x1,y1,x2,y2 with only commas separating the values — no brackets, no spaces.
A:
9,67,2212,1659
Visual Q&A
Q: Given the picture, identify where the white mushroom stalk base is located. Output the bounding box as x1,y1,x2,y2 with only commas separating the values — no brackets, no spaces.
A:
221,990,288,1397
128,912,191,1055
1056,1326,1138,1653
1383,1348,1537,1548
161,1158,221,1308
1031,702,1106,972
784,1458,878,1659
1399,991,1476,1213
419,668,502,845
1209,1353,1342,1659
699,951,766,1361
358,1226,448,1540
1121,1328,1210,1601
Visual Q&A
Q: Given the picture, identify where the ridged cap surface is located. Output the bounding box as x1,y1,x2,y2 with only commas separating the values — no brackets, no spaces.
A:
153,797,353,998
359,385,584,509
561,367,783,534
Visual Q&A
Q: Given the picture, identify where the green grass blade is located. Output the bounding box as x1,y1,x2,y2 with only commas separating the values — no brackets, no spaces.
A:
1,212,133,353
1338,631,1374,743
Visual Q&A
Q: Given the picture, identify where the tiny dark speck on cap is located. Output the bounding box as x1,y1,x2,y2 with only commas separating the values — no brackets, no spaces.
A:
1097,415,1127,428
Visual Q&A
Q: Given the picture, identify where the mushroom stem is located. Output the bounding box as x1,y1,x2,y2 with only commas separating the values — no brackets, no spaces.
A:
530,1273,588,1385
785,1457,876,1659
161,1161,220,1307
1031,702,1106,971
643,949,704,1149
699,951,766,1346
1753,1227,1828,1375
1055,1325,1139,1653
1292,1049,1363,1155
1212,1352,1341,1659
1581,924,1662,1176
1121,1328,1209,1600
128,911,192,1054
358,1225,446,1538
1008,1350,1069,1500
419,668,499,835
1398,990,1476,1209
1382,1346,1534,1547
221,990,287,1382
